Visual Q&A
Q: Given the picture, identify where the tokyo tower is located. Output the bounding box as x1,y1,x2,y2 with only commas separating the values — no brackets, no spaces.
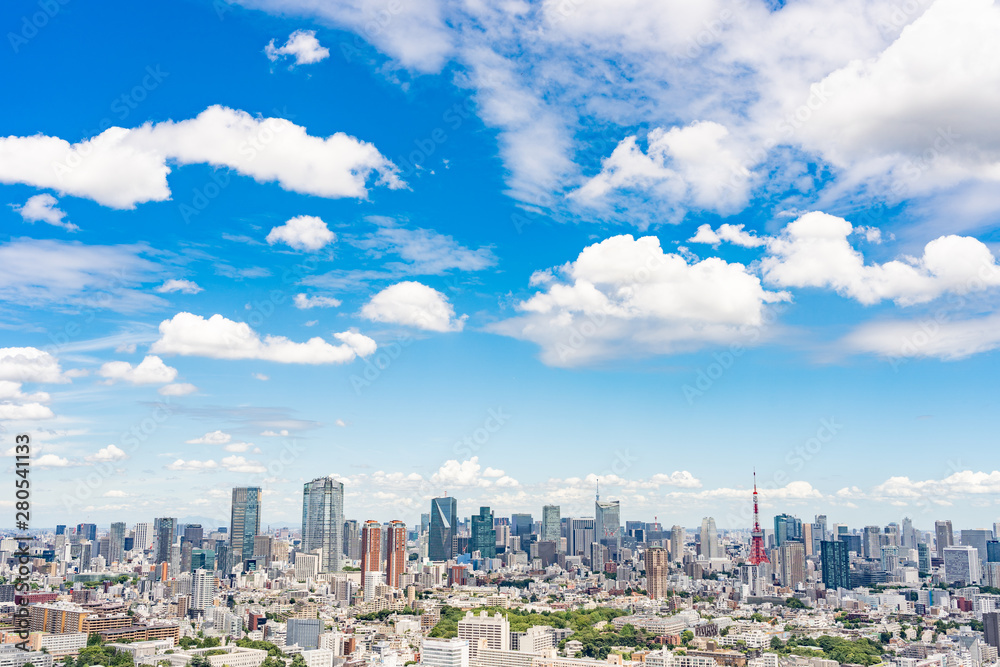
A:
749,470,770,565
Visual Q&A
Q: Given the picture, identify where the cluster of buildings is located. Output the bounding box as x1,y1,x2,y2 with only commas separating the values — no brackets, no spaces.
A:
4,476,1000,667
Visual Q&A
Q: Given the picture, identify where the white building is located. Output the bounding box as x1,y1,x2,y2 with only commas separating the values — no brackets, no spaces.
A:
944,546,981,586
296,553,320,581
458,611,510,658
301,649,335,667
422,638,470,667
191,568,215,610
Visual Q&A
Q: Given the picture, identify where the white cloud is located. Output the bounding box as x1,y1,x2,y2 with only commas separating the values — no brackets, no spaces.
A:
35,453,74,468
574,122,753,218
844,313,1000,360
335,419,346,427
431,457,504,488
10,193,78,231
0,347,71,383
261,429,289,436
0,380,49,403
222,455,267,473
156,279,203,294
649,470,703,488
159,382,197,396
688,223,766,248
265,29,330,66
151,312,377,364
103,490,129,498
267,215,336,251
166,459,219,471
294,293,342,309
224,442,254,453
761,211,1000,305
99,355,178,385
86,444,128,462
361,281,466,332
0,238,162,311
253,373,269,381
186,430,231,445
360,223,496,274
867,470,1000,500
0,402,54,420
491,234,789,366
0,105,402,209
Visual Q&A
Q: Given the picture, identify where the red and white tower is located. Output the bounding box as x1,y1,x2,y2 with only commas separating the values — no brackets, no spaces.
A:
749,471,769,564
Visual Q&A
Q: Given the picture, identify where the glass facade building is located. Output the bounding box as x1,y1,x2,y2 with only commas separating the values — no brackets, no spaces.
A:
230,487,261,569
302,476,344,572
429,496,457,561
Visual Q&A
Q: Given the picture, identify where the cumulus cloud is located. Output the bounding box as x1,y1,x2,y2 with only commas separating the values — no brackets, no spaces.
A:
361,281,467,332
265,29,330,66
156,279,203,294
99,355,178,385
187,431,231,445
0,105,402,209
574,121,754,218
761,211,1000,305
689,223,766,248
166,459,219,471
35,453,74,468
221,455,267,473
0,347,72,383
294,293,341,309
150,312,376,364
267,215,336,251
10,193,78,231
0,402,54,420
86,444,128,462
491,234,789,366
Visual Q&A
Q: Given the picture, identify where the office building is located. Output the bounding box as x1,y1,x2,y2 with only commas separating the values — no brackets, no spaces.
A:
774,514,801,546
670,526,684,563
511,513,533,544
700,517,719,559
471,507,496,559
287,618,324,650
918,542,932,572
457,611,509,658
821,540,849,589
385,520,406,589
988,541,1000,563
646,546,670,600
343,520,361,561
183,524,203,547
108,522,126,565
191,568,214,611
935,520,954,559
361,520,382,584
961,529,992,563
944,545,981,586
541,505,561,547
429,497,458,562
863,525,881,559
421,638,469,667
302,477,345,572
595,497,621,552
230,487,261,569
294,553,319,580
154,518,176,565
985,612,1000,650
133,523,153,551
777,541,806,588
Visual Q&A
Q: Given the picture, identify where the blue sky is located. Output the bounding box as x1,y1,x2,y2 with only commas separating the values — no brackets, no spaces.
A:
2,0,1000,532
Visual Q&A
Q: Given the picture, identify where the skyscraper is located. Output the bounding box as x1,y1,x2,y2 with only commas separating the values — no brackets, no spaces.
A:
361,520,382,585
133,522,154,551
961,529,992,563
385,520,406,589
302,476,345,572
429,497,458,561
108,522,126,565
343,520,361,560
774,514,801,546
568,518,595,557
988,541,1000,563
777,541,806,588
471,507,496,558
154,517,176,565
820,540,849,589
511,514,533,545
230,487,261,569
700,517,719,559
918,542,931,572
935,520,954,559
984,612,1000,650
944,545,981,586
191,568,214,610
76,523,97,543
863,526,881,559
183,524,204,547
595,490,621,553
541,505,561,547
670,525,684,563
646,546,670,599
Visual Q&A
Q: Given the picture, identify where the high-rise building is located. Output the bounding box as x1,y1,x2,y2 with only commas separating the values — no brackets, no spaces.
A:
457,611,509,659
133,522,154,551
595,491,621,553
590,542,604,572
76,523,97,543
944,545,981,586
670,525,684,563
935,520,954,559
108,522,126,564
700,517,719,559
183,524,203,547
471,507,496,559
774,514,801,546
511,514,533,545
302,477,345,572
863,526,881,559
55,525,66,535
902,517,915,548
646,546,670,599
253,535,273,564
421,638,470,667
288,618,324,650
191,568,215,610
361,520,382,585
881,545,899,572
385,520,406,589
777,541,806,588
541,505,561,547
230,487,261,569
961,529,992,563
343,520,361,560
814,515,828,541
918,542,931,573
154,517,176,565
568,518,595,557
429,497,458,561
984,612,1000,650
821,540,849,589
988,541,1000,563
